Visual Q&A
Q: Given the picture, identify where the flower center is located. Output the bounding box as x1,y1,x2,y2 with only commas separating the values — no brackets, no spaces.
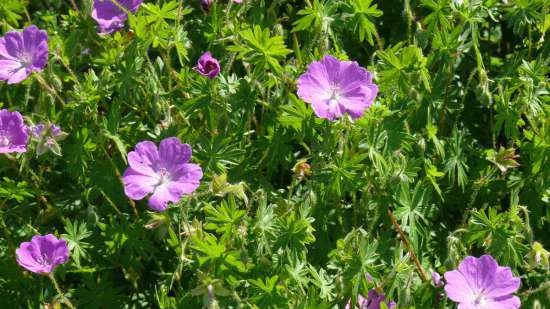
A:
0,131,10,147
36,252,50,266
473,290,487,306
327,86,341,105
156,168,171,187
205,62,217,73
17,52,32,68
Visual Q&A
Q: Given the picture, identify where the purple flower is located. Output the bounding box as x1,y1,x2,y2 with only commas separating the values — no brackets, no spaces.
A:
345,290,396,309
193,52,220,79
432,271,443,287
122,137,203,211
92,0,143,35
16,234,69,275
201,0,212,11
0,25,48,84
0,109,29,153
297,55,378,121
50,124,62,137
444,255,521,309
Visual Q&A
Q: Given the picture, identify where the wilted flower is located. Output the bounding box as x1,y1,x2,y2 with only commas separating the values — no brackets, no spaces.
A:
444,255,521,309
201,0,213,11
193,52,220,79
432,271,443,287
527,242,549,269
297,55,378,121
0,25,48,84
0,109,29,153
16,234,69,275
123,137,203,211
92,0,143,35
30,122,68,156
293,159,311,180
345,289,396,309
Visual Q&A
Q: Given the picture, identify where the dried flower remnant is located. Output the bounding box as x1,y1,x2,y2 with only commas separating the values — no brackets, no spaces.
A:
293,159,311,180
193,52,221,79
345,289,396,309
16,234,69,275
444,255,521,309
297,55,378,121
122,137,203,211
0,25,48,84
31,122,68,156
201,0,212,11
432,271,443,287
0,109,29,153
92,0,143,34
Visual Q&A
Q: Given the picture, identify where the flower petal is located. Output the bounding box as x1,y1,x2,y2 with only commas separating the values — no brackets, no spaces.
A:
158,137,192,170
444,269,475,303
123,167,158,200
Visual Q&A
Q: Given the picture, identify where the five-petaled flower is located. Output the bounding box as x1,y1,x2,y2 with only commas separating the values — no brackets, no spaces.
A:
16,234,69,275
345,289,396,309
444,255,521,309
123,137,203,211
0,109,29,153
193,52,220,79
0,25,48,84
297,55,378,121
92,0,144,35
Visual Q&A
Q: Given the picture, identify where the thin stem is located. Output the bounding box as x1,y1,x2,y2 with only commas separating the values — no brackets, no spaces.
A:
69,0,80,13
35,74,65,105
48,274,76,309
521,280,550,297
387,208,429,282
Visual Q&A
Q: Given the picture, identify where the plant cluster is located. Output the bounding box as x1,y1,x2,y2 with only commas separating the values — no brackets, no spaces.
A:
0,0,548,308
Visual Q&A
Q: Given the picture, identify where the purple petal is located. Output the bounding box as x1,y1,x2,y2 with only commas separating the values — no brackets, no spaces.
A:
158,137,192,170
127,141,160,176
444,269,475,303
122,167,158,200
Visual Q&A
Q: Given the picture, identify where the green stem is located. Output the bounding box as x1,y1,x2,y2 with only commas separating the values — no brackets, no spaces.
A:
48,274,76,309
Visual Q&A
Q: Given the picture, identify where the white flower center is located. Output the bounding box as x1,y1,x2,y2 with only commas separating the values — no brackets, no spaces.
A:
17,52,33,68
0,131,10,147
326,86,341,106
472,290,487,306
155,168,171,187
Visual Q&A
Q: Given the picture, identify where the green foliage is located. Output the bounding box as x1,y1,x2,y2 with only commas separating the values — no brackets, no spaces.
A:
0,0,548,308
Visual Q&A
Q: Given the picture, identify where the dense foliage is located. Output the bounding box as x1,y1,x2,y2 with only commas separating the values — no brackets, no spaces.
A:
0,0,549,308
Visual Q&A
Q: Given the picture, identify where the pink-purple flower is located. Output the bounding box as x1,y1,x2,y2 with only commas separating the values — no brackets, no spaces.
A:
193,52,220,79
92,0,143,35
0,25,48,84
345,289,396,309
201,0,213,11
297,55,378,121
444,255,521,309
16,234,69,275
30,122,68,156
0,109,29,153
432,271,443,287
122,137,203,211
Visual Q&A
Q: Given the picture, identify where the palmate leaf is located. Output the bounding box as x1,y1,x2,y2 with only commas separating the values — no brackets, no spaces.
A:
249,276,286,308
204,199,246,241
62,220,92,267
292,0,334,34
465,208,528,267
228,25,292,75
343,0,383,45
420,0,452,32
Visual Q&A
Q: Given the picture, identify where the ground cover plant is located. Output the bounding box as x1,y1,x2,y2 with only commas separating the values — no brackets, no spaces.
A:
0,0,549,308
